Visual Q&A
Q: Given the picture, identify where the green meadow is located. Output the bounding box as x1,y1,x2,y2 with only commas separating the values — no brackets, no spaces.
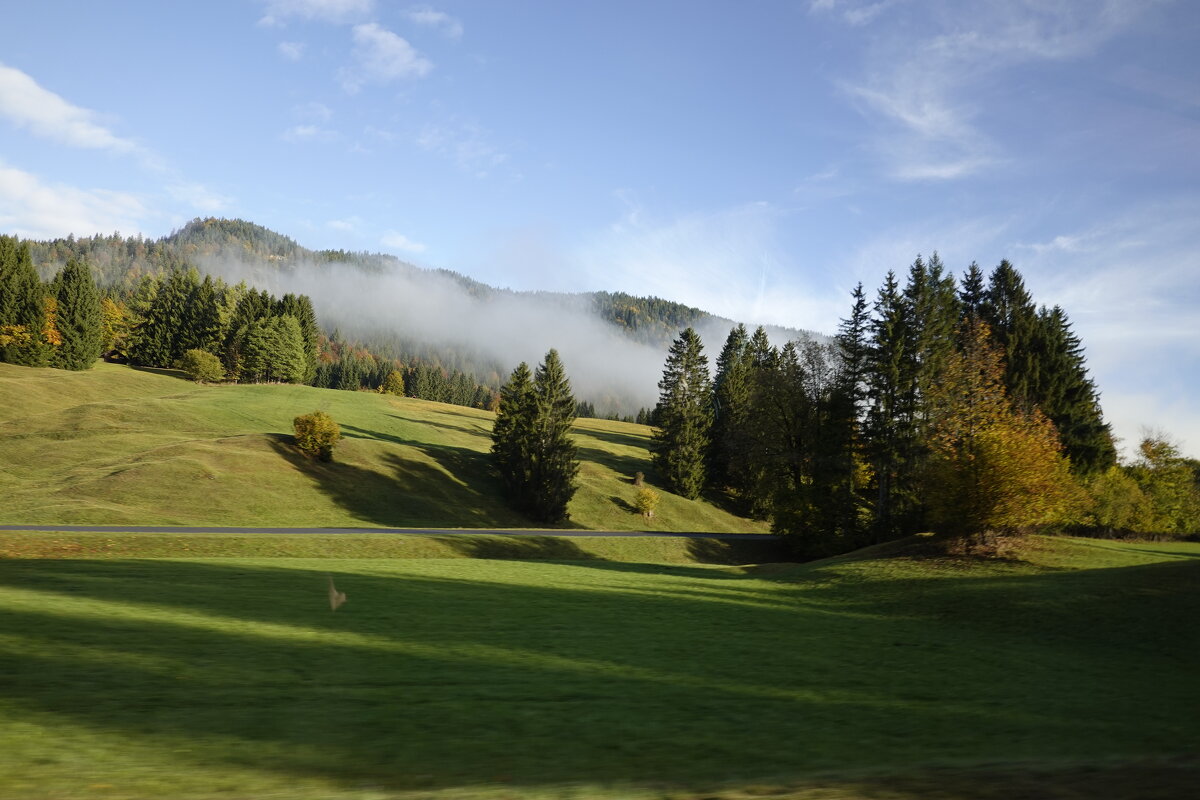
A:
0,534,1197,799
0,361,765,533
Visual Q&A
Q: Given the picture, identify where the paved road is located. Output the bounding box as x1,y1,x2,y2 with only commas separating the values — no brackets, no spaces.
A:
0,524,777,540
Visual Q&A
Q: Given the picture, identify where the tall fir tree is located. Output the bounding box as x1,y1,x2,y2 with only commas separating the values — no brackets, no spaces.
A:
709,323,751,491
492,361,537,506
50,259,102,370
491,352,580,522
864,270,922,540
1028,305,1116,474
528,349,580,522
0,235,51,366
652,327,713,500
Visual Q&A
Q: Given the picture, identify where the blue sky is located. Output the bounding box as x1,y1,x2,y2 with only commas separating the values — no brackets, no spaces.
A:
1,0,1197,457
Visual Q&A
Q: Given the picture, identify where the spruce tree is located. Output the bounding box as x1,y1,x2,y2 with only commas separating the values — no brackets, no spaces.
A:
51,259,102,370
652,327,713,500
710,324,751,490
492,362,537,507
0,236,52,366
1029,306,1116,474
864,270,921,539
529,349,580,522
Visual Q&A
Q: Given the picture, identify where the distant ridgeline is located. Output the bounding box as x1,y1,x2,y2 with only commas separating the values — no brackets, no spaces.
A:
21,217,816,417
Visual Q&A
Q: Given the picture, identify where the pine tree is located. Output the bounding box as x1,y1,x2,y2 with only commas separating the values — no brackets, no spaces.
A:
981,260,1039,408
652,327,713,500
51,259,102,370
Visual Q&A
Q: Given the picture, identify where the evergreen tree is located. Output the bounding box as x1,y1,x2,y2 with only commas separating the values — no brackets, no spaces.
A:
981,260,1039,407
1029,306,1116,474
710,324,751,490
492,362,537,509
864,270,921,539
237,315,306,383
652,327,713,499
528,349,580,522
50,259,102,370
0,235,51,366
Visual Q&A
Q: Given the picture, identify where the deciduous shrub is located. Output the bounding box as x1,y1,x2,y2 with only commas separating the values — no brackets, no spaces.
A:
293,410,341,462
634,487,660,520
177,349,226,383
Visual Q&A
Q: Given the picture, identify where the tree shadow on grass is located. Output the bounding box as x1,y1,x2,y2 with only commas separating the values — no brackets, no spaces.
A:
433,535,602,560
572,426,650,451
0,557,1194,796
268,435,529,529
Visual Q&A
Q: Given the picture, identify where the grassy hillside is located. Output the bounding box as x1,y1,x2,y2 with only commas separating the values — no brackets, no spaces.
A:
0,361,766,533
0,535,1196,799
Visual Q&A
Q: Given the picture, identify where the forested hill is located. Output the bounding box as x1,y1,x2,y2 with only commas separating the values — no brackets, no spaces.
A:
27,218,814,353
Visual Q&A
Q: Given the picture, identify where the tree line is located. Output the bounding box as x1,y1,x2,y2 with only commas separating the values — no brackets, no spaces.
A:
651,255,1198,553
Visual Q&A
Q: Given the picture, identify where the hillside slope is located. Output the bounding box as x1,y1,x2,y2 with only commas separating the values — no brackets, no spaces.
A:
0,362,767,533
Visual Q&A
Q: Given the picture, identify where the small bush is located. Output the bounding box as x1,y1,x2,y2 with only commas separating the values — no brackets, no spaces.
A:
293,411,341,462
633,487,660,520
177,349,225,383
633,471,644,487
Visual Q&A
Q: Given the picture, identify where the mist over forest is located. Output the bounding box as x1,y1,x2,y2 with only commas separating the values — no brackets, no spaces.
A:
24,218,817,413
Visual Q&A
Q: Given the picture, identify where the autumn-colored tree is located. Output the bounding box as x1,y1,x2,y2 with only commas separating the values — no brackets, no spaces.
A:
99,296,131,356
634,487,660,520
923,320,1081,537
41,296,63,348
378,370,406,395
293,411,341,462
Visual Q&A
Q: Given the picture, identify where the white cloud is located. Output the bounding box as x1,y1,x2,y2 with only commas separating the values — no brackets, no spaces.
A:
416,121,508,176
381,230,427,253
404,5,463,39
340,23,432,93
0,161,147,239
166,182,232,214
0,63,139,154
576,201,835,334
327,217,361,233
293,101,333,122
258,0,374,26
282,124,336,142
835,1,1149,181
277,41,306,60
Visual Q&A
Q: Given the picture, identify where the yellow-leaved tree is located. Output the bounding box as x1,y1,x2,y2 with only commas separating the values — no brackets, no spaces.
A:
924,320,1082,537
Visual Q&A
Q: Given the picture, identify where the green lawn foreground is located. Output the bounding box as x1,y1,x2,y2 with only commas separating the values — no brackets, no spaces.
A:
0,361,766,533
0,535,1196,799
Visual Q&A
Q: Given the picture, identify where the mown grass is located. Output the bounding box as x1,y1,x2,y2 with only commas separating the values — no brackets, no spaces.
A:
0,361,766,533
0,535,1196,799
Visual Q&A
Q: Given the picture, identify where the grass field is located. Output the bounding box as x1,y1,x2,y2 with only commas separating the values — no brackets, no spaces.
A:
1,534,1197,799
0,361,766,533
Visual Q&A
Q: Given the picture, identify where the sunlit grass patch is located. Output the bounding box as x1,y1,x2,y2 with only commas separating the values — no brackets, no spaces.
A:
0,537,1196,798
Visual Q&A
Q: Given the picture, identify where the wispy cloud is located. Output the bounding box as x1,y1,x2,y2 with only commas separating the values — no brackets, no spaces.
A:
830,1,1150,181
404,5,463,39
417,121,508,177
577,201,835,333
327,217,361,233
293,101,333,122
381,230,427,253
340,22,432,92
277,41,306,60
166,182,232,214
258,0,374,26
0,63,139,155
282,124,337,142
0,161,147,239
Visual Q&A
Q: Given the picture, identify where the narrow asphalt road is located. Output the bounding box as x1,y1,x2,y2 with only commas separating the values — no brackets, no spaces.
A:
0,524,777,540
